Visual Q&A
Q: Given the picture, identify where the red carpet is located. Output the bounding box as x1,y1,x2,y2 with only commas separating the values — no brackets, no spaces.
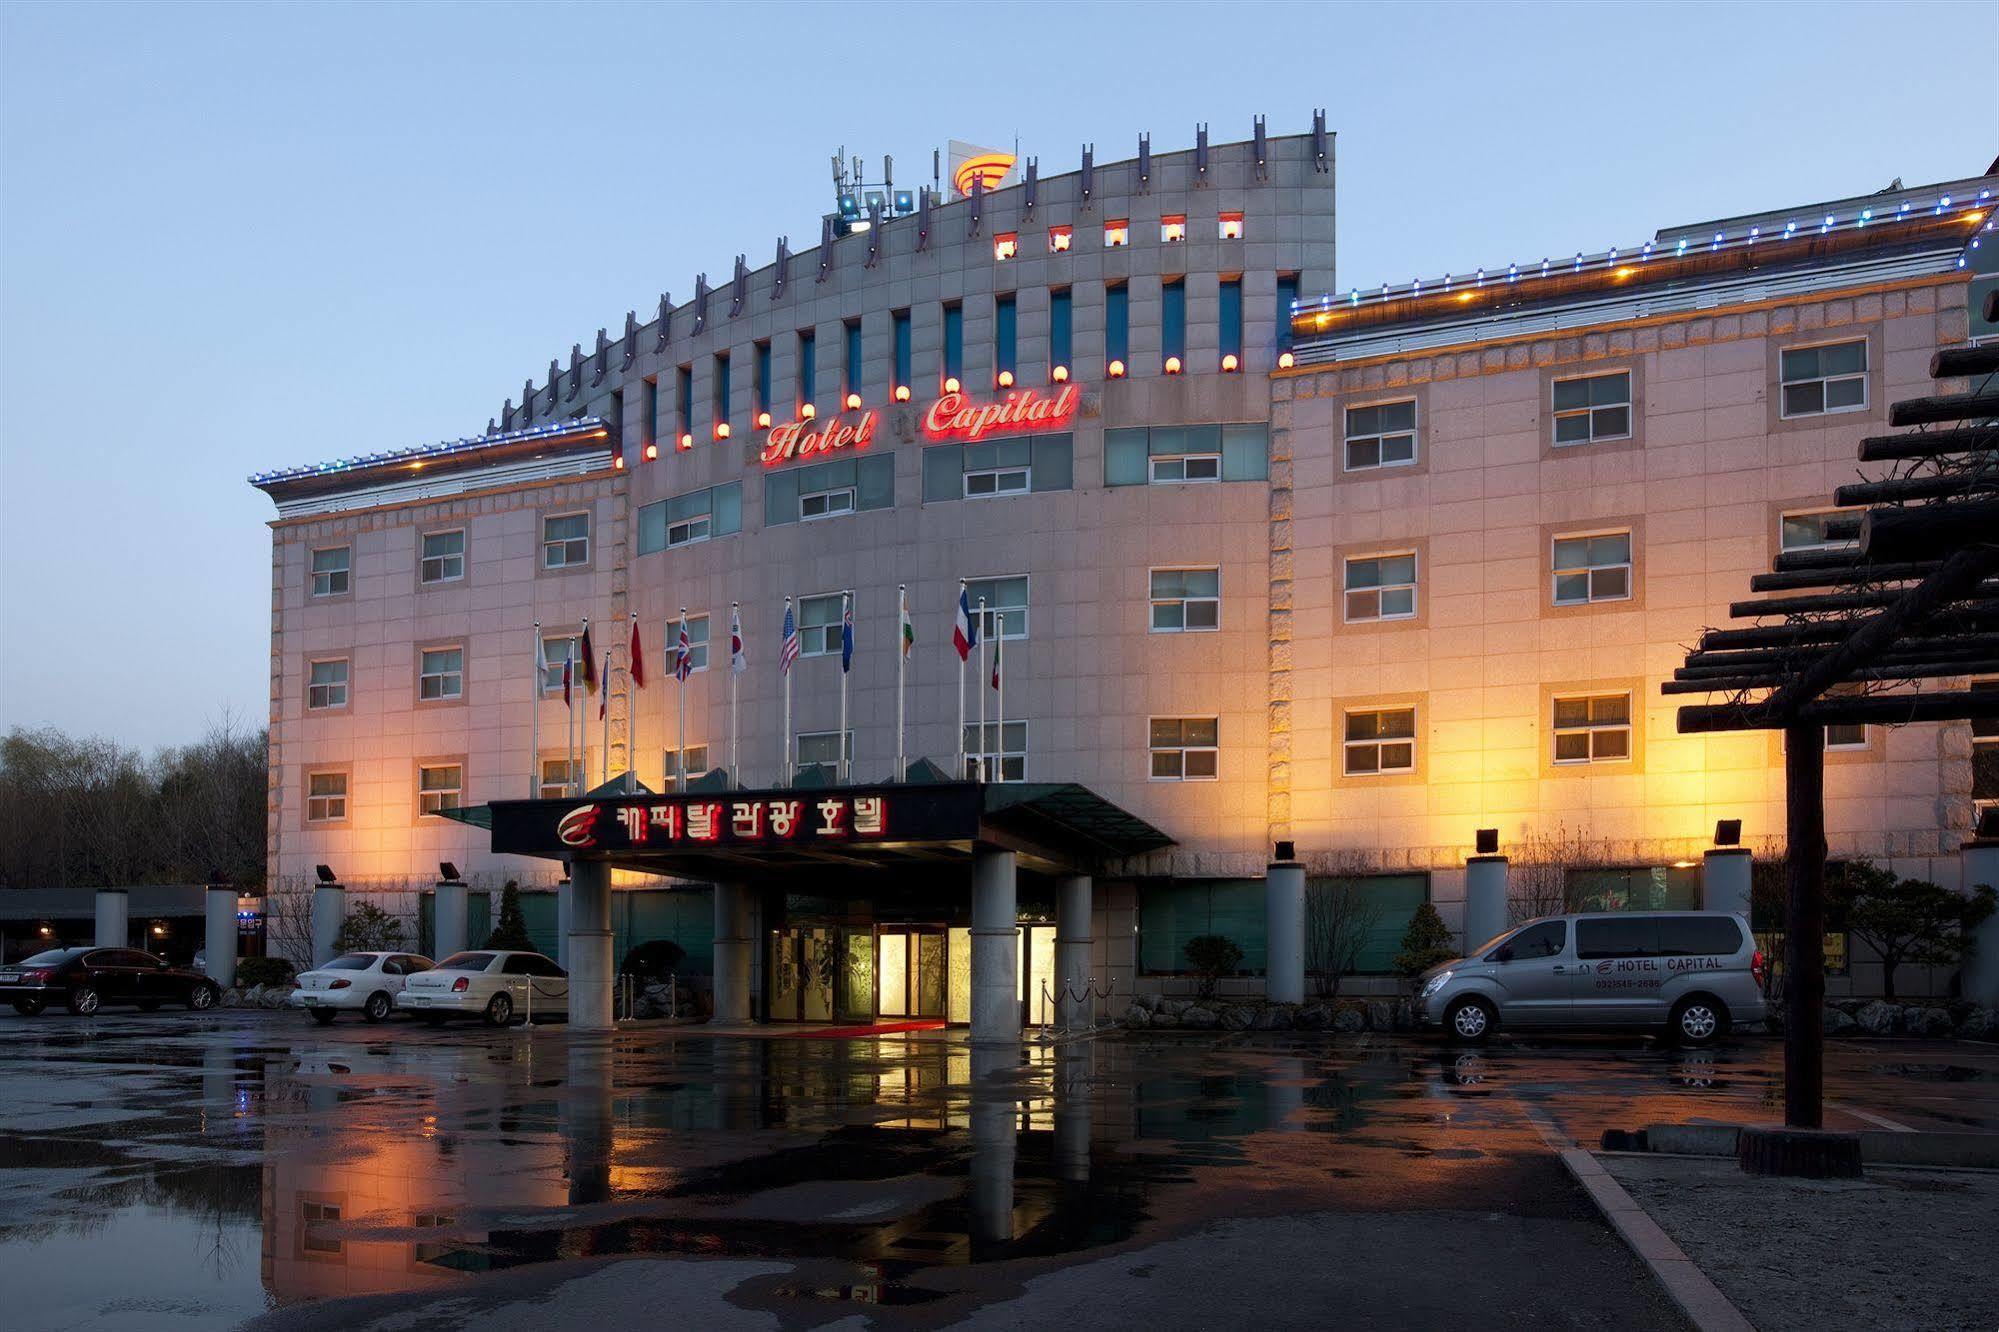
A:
776,1019,948,1039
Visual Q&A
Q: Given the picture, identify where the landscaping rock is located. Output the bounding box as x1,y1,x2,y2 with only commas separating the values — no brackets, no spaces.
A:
257,986,291,1009
1219,1005,1254,1031
1855,999,1901,1035
1957,1007,1995,1040
1180,1005,1218,1029
1832,998,1869,1017
1823,1007,1858,1036
1295,1003,1332,1030
1250,1005,1291,1031
239,985,264,1007
1123,1003,1151,1028
1908,1007,1954,1038
1366,1000,1395,1032
1156,997,1192,1019
1139,993,1165,1012
1149,1011,1180,1029
1332,1007,1365,1034
219,988,242,1009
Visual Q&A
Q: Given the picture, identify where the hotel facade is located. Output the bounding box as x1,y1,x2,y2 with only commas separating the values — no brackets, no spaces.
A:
253,119,1999,1017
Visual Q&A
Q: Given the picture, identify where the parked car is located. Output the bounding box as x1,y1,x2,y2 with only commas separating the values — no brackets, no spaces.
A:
1414,911,1766,1046
291,952,435,1024
394,950,568,1026
0,946,222,1016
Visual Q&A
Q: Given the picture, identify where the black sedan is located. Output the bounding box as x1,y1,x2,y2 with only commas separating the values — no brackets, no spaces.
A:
0,947,221,1016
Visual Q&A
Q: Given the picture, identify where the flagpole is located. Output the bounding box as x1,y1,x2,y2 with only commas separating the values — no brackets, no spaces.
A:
530,620,542,799
677,606,689,791
895,584,906,785
577,617,589,795
626,612,638,793
956,580,968,781
729,602,741,790
782,596,794,786
600,649,611,788
976,596,988,783
995,632,1005,782
838,590,852,784
565,638,578,797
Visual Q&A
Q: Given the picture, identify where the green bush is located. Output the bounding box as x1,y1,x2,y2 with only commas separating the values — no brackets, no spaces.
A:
235,957,295,989
484,881,535,951
1184,933,1244,999
1393,902,1458,979
334,901,405,952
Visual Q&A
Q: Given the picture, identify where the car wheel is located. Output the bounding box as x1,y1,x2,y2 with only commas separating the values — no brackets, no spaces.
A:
310,1008,339,1025
68,986,101,1017
12,999,45,1016
483,992,514,1027
136,999,162,1012
188,985,217,1012
1445,996,1495,1045
363,992,392,1023
1669,996,1726,1048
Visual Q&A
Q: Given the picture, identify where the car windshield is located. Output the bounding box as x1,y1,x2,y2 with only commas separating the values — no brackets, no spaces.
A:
18,948,87,966
436,952,495,972
323,954,376,970
1468,928,1518,957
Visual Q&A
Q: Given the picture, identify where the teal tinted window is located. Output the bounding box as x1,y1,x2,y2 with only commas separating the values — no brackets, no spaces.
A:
1276,275,1299,350
1049,288,1072,369
1140,879,1266,974
755,341,772,413
1222,424,1269,480
857,453,894,510
844,320,863,395
1161,279,1186,364
712,481,741,535
1219,278,1242,359
676,366,693,433
1106,283,1129,364
1105,428,1148,485
714,353,731,423
923,444,963,502
764,469,800,526
798,330,815,404
943,303,963,380
1307,874,1429,974
995,294,1016,377
892,310,911,391
637,500,666,555
1567,867,1701,913
1030,434,1073,491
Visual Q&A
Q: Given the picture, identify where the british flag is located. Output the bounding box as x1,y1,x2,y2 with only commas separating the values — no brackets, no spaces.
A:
674,617,694,683
780,601,800,674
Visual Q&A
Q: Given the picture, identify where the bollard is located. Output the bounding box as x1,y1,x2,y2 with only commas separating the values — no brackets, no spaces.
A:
521,977,534,1029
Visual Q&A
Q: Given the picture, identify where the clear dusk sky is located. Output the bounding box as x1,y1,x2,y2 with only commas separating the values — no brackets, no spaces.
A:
1,0,1991,750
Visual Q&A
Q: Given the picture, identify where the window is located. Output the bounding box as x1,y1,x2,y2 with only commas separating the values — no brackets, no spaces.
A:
713,353,731,430
1974,680,1999,817
1106,424,1266,485
1489,920,1566,961
538,757,578,799
419,647,463,701
1219,212,1244,240
1552,531,1633,605
1150,567,1219,632
1150,717,1218,781
1218,278,1243,364
994,294,1016,380
1576,917,1661,960
1160,214,1187,243
306,771,347,823
675,365,693,438
637,483,743,554
993,232,1018,261
1104,219,1129,248
644,376,660,453
800,479,857,520
419,530,464,585
925,434,1072,502
1344,553,1418,622
1140,879,1266,974
891,310,911,394
754,341,772,417
310,547,350,597
796,594,844,657
1276,274,1299,353
1161,278,1186,369
1049,288,1072,372
418,764,463,817
1569,867,1700,913
307,659,348,710
942,304,962,383
1344,400,1417,471
1552,693,1632,764
679,614,710,672
963,720,1027,782
1343,707,1416,775
1825,721,1869,751
844,320,863,397
798,329,816,405
300,1200,343,1255
1781,509,1858,553
966,451,1030,496
1552,371,1632,445
964,576,1028,639
1780,339,1867,418
1150,446,1219,484
542,513,589,569
795,730,852,779
1048,224,1071,253
765,456,892,525
540,633,579,693
1106,282,1129,367
662,745,710,791
1659,915,1745,955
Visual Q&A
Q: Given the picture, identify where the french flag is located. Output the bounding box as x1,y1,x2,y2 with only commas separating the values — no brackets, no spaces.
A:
953,584,978,662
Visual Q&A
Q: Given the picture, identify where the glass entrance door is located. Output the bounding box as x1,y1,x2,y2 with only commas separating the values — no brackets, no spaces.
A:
767,927,836,1022
877,927,948,1019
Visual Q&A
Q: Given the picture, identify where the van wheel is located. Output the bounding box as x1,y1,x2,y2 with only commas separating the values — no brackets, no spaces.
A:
483,992,514,1027
1670,996,1727,1047
362,992,392,1023
310,1008,338,1025
1445,997,1496,1045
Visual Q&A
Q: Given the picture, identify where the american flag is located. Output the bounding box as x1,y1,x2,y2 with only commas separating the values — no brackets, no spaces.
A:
674,616,693,683
780,602,800,674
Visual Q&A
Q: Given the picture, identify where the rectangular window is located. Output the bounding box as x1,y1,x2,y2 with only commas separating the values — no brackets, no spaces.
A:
1781,509,1859,552
1159,214,1186,243
1825,721,1869,751
1344,707,1416,775
1552,693,1632,764
797,329,816,406
1780,339,1867,418
1344,400,1418,471
963,437,1033,497
1552,370,1632,445
541,513,589,569
645,377,659,454
1219,212,1244,240
679,614,711,672
419,530,464,585
1140,879,1266,975
892,310,911,394
844,320,863,397
300,1200,343,1254
963,720,1027,782
310,547,350,597
1146,424,1222,483
1106,424,1267,486
675,365,693,438
538,757,579,799
1344,553,1418,622
795,730,852,779
1049,288,1072,373
964,575,1028,639
800,479,856,520
942,303,963,382
1150,567,1219,632
637,483,742,554
1576,916,1662,960
307,658,349,710
754,341,772,416
419,647,463,701
306,771,347,823
1218,278,1243,362
797,593,844,657
925,434,1071,502
1161,278,1186,367
1048,224,1071,253
418,764,463,817
1552,531,1633,605
713,353,731,431
1276,274,1299,352
993,232,1018,261
995,294,1016,379
1150,717,1219,781
1104,219,1129,248
540,633,579,693
1106,282,1129,367
662,745,710,791
764,456,891,525
1973,679,1999,816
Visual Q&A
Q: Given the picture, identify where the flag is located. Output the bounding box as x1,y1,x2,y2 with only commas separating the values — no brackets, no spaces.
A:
598,651,609,719
840,594,854,674
953,585,977,661
579,624,597,692
990,632,1002,691
780,602,800,674
730,606,747,676
675,616,694,683
535,632,550,695
899,589,914,659
561,641,574,707
628,616,646,689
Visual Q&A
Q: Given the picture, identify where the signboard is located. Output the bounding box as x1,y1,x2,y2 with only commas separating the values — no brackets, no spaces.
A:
760,411,879,467
922,384,1078,443
948,140,1016,199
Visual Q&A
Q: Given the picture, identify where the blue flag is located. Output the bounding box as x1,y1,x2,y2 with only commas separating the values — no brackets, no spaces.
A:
840,594,855,673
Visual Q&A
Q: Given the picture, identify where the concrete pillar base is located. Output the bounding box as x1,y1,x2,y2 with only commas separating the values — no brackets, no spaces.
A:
1465,856,1509,952
567,861,613,1031
435,880,469,960
711,882,753,1024
1265,862,1304,1005
556,877,574,971
1702,848,1754,918
94,889,129,950
1055,873,1093,1029
310,884,345,967
203,886,237,989
971,849,1020,1046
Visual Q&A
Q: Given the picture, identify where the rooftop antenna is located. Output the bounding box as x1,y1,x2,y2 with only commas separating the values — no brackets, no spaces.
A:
932,147,941,197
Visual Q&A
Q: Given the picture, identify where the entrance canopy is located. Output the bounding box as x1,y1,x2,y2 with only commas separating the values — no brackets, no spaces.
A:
446,780,1171,881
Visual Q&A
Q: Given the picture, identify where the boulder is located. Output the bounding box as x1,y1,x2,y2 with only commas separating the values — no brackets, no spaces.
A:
1366,1000,1396,1032
1180,1005,1219,1029
1957,1007,1995,1040
238,984,264,1007
258,985,291,1010
1332,1007,1365,1034
1140,993,1166,1012
1823,1007,1857,1036
1908,1007,1954,1038
1219,1005,1254,1031
1855,1000,1900,1035
1150,1011,1180,1029
1156,997,1193,1018
1832,998,1869,1017
1250,1005,1292,1031
219,988,242,1009
1123,1003,1152,1028
1295,1003,1332,1030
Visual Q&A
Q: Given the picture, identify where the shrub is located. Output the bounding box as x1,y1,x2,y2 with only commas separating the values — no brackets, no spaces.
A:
620,938,686,980
1393,902,1457,979
1183,933,1244,999
334,901,404,952
235,957,295,989
484,881,535,951
1828,860,1997,1001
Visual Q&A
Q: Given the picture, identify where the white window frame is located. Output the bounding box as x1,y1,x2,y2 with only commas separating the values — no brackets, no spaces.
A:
964,463,1031,497
1973,678,1999,817
1780,508,1860,554
963,576,1029,640
538,757,579,799
1148,451,1221,484
1343,552,1419,623
1047,225,1072,253
305,771,347,823
1824,722,1870,752
963,720,1028,782
1343,398,1419,472
1551,530,1633,606
680,615,711,673
1149,717,1219,782
662,745,711,791
1551,370,1633,446
418,647,463,701
1551,692,1633,766
1218,212,1244,240
1149,566,1220,633
310,546,350,598
1159,214,1187,243
796,593,844,657
1104,219,1129,248
307,657,349,711
1779,337,1868,420
1343,707,1417,776
539,633,580,694
794,730,853,779
667,510,711,548
419,529,465,585
798,483,857,521
417,764,463,817
541,512,590,569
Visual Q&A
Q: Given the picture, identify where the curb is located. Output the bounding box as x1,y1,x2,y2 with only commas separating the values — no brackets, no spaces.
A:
1556,1147,1755,1332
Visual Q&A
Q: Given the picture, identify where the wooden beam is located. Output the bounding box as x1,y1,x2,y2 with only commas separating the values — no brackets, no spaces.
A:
1861,500,1999,563
1677,689,1999,732
1858,423,1998,462
1889,388,1999,428
1836,474,1999,506
1931,345,1999,378
1749,561,1938,592
1696,619,1879,652
1783,722,1826,1131
1772,548,1870,574
1732,585,1999,619
1663,661,1996,693
1681,637,1999,673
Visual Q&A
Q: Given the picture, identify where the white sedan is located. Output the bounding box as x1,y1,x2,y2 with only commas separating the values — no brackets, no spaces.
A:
394,950,569,1026
292,952,435,1023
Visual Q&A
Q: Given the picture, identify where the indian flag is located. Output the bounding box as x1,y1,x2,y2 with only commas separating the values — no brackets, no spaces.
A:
899,587,915,659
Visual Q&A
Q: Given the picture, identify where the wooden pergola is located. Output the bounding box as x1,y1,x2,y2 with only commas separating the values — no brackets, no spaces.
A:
1667,290,1999,1150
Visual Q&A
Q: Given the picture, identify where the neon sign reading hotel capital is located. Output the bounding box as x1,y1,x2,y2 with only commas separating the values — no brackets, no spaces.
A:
922,383,1078,443
760,411,879,466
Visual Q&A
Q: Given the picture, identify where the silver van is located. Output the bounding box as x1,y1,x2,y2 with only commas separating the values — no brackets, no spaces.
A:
1414,911,1766,1046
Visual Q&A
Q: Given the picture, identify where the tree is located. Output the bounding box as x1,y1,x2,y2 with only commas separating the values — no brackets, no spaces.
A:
1507,821,1616,923
1826,860,1997,1001
1393,903,1457,979
1183,934,1243,1000
334,901,405,952
1305,873,1383,1000
484,881,535,951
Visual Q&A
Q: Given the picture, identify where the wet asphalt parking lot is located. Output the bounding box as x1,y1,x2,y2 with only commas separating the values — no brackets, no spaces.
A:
0,1008,1992,1330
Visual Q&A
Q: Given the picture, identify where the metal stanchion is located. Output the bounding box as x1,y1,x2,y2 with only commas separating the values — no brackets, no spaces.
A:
520,977,534,1028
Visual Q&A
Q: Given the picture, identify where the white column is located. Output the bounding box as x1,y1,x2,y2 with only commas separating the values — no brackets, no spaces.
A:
1055,873,1093,1029
567,860,613,1031
203,885,237,988
556,877,573,970
1961,841,1999,1006
711,882,753,1024
94,889,128,949
1702,848,1754,919
971,848,1020,1045
1464,856,1509,952
1265,860,1305,1004
968,1043,1018,1248
434,879,469,960
310,883,345,967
